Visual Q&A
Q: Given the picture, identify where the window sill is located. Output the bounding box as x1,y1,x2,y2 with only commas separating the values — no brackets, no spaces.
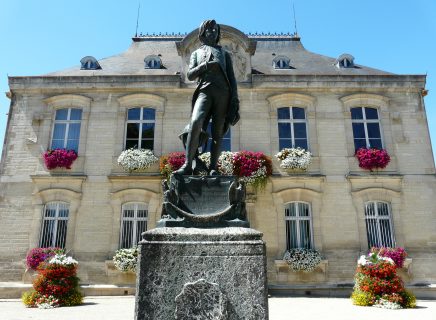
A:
105,260,136,276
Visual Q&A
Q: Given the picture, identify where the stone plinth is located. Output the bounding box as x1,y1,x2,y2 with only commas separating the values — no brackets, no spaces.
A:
135,227,268,320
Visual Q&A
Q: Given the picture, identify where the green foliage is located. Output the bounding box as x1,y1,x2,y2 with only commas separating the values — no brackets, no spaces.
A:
400,290,417,308
60,290,84,306
21,290,39,307
351,291,375,306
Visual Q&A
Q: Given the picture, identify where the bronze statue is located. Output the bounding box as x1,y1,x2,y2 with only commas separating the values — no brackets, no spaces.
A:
175,19,240,175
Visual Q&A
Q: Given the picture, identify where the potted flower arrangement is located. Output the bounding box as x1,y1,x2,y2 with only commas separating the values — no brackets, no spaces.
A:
113,247,139,273
159,152,186,180
351,251,416,309
26,247,64,271
355,148,390,171
275,147,312,172
370,247,407,268
283,248,322,272
232,151,273,191
43,149,78,170
22,253,83,308
117,148,158,173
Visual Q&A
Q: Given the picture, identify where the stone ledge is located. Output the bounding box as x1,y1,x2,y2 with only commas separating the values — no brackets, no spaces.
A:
274,259,329,273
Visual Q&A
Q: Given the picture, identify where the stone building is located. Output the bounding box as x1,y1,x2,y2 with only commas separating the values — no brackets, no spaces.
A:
1,24,435,295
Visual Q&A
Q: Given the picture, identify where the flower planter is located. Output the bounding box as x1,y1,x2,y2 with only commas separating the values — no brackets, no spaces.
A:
274,259,328,283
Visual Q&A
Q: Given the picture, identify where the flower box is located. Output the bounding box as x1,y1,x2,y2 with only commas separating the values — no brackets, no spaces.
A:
355,148,390,171
43,149,78,170
117,149,158,173
275,148,312,172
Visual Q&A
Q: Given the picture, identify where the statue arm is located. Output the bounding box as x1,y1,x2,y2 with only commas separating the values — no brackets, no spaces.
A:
187,51,208,81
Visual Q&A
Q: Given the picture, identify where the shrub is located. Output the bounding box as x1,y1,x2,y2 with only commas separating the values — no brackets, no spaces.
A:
400,290,417,308
283,248,322,272
59,290,83,306
351,291,375,306
43,149,78,170
22,290,39,307
26,247,64,271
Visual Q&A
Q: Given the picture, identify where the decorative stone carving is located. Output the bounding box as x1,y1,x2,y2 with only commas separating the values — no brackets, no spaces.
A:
175,279,227,320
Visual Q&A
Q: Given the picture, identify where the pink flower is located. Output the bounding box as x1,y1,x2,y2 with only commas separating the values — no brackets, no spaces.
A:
355,148,390,171
43,149,78,170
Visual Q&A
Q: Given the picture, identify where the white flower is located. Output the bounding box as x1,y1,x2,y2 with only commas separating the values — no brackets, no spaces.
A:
113,248,138,272
218,151,235,175
275,148,312,170
49,254,78,266
358,255,369,266
118,148,158,173
283,248,322,272
379,256,395,265
374,299,402,309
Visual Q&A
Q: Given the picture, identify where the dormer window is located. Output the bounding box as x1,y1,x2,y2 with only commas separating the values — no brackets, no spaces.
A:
144,55,162,69
273,56,291,69
80,56,101,70
336,54,355,68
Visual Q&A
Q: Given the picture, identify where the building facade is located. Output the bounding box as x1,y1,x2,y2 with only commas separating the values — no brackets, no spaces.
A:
1,25,435,291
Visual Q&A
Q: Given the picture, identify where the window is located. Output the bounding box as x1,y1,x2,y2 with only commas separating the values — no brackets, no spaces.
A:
144,55,162,69
336,54,355,68
119,203,148,248
365,201,395,248
39,202,69,248
125,107,155,150
273,56,291,69
80,56,101,70
351,107,383,151
202,120,231,153
285,202,313,250
51,108,82,152
277,107,308,150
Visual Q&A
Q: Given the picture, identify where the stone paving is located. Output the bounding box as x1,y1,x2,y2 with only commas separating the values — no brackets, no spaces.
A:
1,296,435,320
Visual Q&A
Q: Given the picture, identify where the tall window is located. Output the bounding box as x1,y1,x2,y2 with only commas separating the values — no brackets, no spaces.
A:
351,107,383,151
203,120,231,153
365,201,395,248
285,202,313,250
51,108,82,152
120,203,148,248
40,202,69,248
277,107,308,150
125,107,155,150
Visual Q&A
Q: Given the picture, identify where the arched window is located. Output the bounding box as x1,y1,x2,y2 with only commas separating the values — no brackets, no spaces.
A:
120,203,148,248
125,107,155,150
80,56,101,70
51,108,82,152
336,54,355,68
144,55,162,69
364,201,395,248
273,56,291,69
277,106,308,150
351,107,383,151
285,202,313,250
39,202,69,248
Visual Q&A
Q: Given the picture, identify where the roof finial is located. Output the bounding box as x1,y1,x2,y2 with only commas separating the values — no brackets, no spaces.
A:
292,2,299,37
135,0,141,37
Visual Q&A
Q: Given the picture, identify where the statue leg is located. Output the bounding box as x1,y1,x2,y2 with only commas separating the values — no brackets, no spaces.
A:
174,92,211,175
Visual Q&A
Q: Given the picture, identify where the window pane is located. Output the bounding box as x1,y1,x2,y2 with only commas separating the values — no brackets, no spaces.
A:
292,107,305,119
136,220,147,245
352,123,365,138
279,139,292,150
45,207,56,217
365,218,378,248
55,109,68,120
298,203,310,217
354,139,367,151
121,221,133,248
127,123,140,139
142,124,155,139
299,220,312,249
365,203,375,216
141,139,154,150
365,108,379,120
277,107,290,120
369,139,382,150
66,139,79,152
40,220,55,247
367,123,381,138
55,220,68,248
377,203,389,216
294,123,307,139
278,123,291,139
142,108,155,120
126,140,138,149
123,209,134,218
128,108,141,120
58,205,69,218
294,139,308,150
286,220,297,250
351,108,363,119
68,123,81,140
53,124,66,141
137,209,148,218
379,219,394,247
70,109,82,120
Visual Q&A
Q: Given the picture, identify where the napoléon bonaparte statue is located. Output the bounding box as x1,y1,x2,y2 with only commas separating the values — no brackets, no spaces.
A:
175,19,240,175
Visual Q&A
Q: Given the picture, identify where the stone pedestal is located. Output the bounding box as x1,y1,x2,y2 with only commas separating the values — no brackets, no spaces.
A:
135,227,268,320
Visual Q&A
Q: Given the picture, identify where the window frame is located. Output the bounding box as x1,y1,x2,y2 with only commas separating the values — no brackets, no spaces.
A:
277,106,309,151
351,106,384,151
364,201,395,248
284,201,314,250
50,108,82,152
39,201,70,248
124,107,156,150
119,202,149,249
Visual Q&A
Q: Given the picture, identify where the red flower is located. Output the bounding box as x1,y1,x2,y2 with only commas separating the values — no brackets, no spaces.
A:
355,148,390,171
43,149,78,170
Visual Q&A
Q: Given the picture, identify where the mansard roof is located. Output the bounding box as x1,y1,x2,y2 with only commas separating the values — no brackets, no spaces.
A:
44,25,394,77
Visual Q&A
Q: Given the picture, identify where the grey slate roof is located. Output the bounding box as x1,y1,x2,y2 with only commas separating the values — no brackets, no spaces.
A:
44,33,394,77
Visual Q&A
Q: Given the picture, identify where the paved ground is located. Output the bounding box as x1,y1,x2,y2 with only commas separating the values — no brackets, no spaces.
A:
1,296,435,320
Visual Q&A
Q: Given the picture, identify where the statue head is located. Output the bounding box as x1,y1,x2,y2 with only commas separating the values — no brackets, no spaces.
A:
198,19,220,46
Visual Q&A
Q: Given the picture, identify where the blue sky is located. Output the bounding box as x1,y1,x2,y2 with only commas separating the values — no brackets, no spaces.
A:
1,0,435,163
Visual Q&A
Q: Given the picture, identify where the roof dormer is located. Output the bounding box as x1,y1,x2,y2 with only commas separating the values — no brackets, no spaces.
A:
80,56,101,70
